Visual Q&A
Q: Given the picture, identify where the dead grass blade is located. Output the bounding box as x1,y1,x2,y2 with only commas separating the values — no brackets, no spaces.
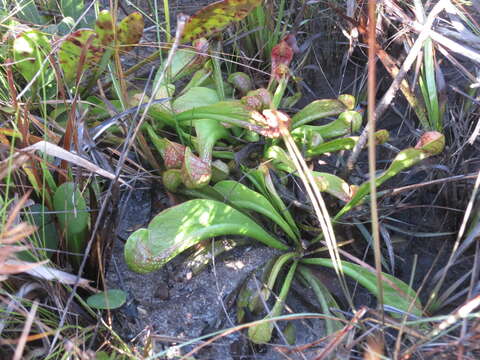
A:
14,261,94,290
12,301,38,360
18,141,127,185
313,306,367,360
0,191,45,278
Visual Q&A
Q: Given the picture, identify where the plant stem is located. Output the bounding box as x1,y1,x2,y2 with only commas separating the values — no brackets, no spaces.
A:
367,0,384,323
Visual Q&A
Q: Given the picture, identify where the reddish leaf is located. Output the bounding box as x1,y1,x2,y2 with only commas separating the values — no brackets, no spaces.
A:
164,140,186,169
181,147,211,188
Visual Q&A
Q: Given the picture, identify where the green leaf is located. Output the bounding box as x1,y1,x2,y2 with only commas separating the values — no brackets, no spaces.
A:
291,99,348,128
173,86,219,113
181,0,262,43
265,146,353,202
17,0,46,24
305,130,389,157
176,100,252,124
214,180,298,241
301,258,423,317
335,132,445,220
291,110,363,146
13,29,51,83
53,182,88,255
19,204,59,261
298,265,344,334
246,166,300,239
60,0,86,25
87,289,127,310
248,261,298,343
124,199,289,273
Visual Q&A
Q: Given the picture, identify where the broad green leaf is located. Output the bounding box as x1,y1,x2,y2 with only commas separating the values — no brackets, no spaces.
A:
87,289,127,309
181,0,262,43
291,98,348,128
116,12,144,52
124,199,289,273
13,30,51,83
213,180,298,241
155,49,208,86
194,118,229,164
301,258,423,317
176,100,252,124
172,87,219,113
17,0,46,24
56,17,76,36
53,182,88,256
60,0,86,25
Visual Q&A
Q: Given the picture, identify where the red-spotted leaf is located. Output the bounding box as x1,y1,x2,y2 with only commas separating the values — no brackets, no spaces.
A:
117,12,144,52
181,0,262,43
94,10,115,46
58,29,99,82
58,11,143,83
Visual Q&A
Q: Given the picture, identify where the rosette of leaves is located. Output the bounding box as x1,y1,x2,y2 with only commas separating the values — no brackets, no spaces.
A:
124,178,424,344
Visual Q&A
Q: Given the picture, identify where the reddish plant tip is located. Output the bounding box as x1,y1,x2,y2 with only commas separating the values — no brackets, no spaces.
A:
193,38,209,53
414,131,445,155
271,39,294,81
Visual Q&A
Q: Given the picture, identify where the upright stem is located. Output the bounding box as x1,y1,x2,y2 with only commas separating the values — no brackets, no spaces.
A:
367,0,384,322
